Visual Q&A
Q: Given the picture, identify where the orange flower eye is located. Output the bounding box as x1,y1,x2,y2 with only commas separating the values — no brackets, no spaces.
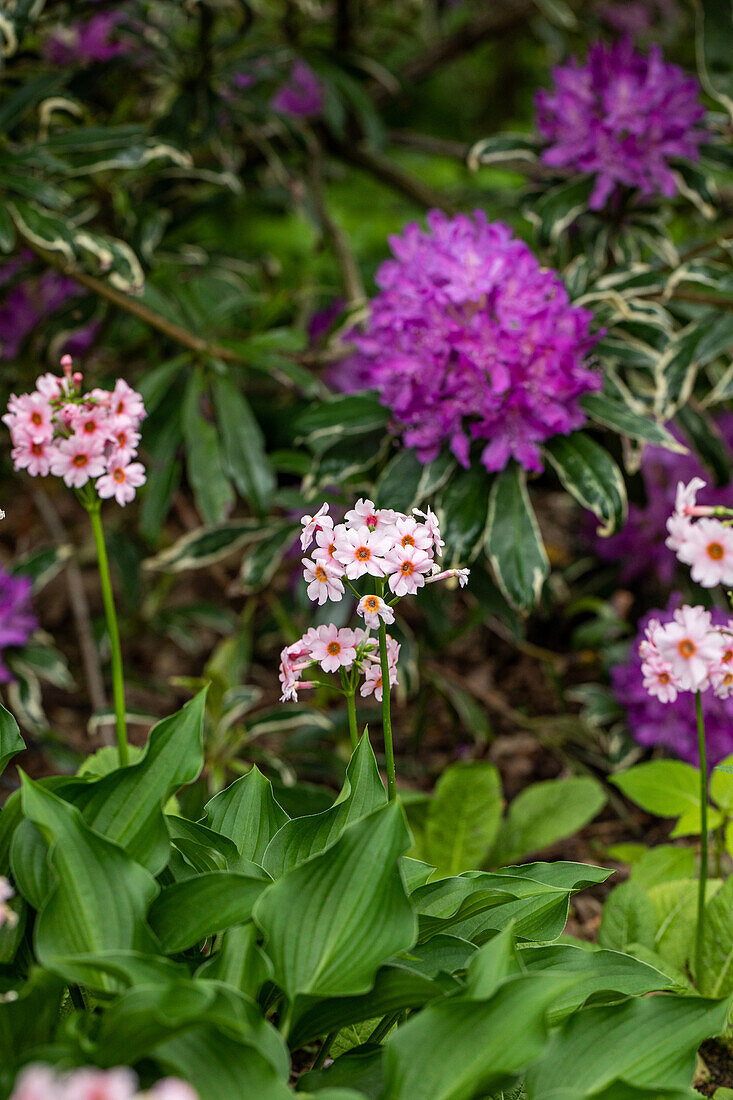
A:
326,641,341,655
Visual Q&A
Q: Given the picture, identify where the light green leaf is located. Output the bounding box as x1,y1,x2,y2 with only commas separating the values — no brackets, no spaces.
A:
262,733,386,877
711,754,733,812
254,802,416,1002
611,761,721,837
196,923,273,1000
0,703,24,776
461,925,522,1000
544,431,627,537
629,846,696,890
148,870,270,953
599,882,657,953
489,776,606,866
205,766,289,863
650,878,721,972
422,762,502,877
698,875,733,996
485,462,548,612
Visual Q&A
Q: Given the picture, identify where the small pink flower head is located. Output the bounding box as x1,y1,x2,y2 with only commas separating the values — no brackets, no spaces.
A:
641,654,679,703
426,567,470,589
344,498,398,535
35,373,63,400
69,405,107,440
96,461,146,506
413,506,445,557
50,434,107,488
107,421,141,464
676,517,733,588
654,605,724,692
334,526,392,580
391,516,434,555
9,1064,60,1100
147,1081,199,1100
312,523,345,573
61,1066,138,1100
302,557,344,605
675,477,707,516
12,437,53,478
357,594,395,629
4,393,54,443
110,379,146,423
0,875,16,929
638,617,662,660
383,543,433,596
300,503,333,551
309,624,358,673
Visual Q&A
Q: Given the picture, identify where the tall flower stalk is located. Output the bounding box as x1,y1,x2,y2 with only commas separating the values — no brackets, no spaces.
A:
695,690,708,983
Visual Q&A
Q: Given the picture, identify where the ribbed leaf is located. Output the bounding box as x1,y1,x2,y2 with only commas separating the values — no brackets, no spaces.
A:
544,432,627,537
254,803,416,1002
205,766,289,863
148,870,269,953
422,762,502,876
211,372,275,514
488,777,606,866
579,393,686,452
182,371,234,525
145,519,263,572
485,463,548,612
0,703,24,776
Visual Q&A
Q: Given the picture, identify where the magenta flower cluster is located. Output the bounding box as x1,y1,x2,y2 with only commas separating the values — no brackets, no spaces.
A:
535,38,707,210
4,359,146,505
43,12,131,67
280,499,468,703
591,416,733,583
9,1064,196,1100
0,568,36,682
613,601,733,766
334,211,599,473
271,60,324,118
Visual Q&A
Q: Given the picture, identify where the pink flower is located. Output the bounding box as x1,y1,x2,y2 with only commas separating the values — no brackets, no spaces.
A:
12,437,54,477
300,503,332,551
50,434,107,488
344,499,398,535
309,625,358,673
334,525,392,579
383,543,433,596
654,605,725,692
9,1064,60,1099
69,405,107,441
148,1082,199,1100
413,506,444,557
3,392,53,442
676,517,733,588
61,1068,138,1100
95,461,146,506
302,557,344,605
641,654,679,703
391,516,434,555
426,567,470,588
109,379,146,422
35,373,63,400
357,594,395,629
312,523,344,572
0,875,16,929
107,421,141,464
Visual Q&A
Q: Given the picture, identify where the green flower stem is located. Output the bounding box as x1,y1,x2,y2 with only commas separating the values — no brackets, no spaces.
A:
346,688,359,750
695,689,708,987
86,502,128,767
378,618,396,801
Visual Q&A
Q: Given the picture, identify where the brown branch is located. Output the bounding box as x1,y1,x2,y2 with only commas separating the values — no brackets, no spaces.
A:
335,143,458,213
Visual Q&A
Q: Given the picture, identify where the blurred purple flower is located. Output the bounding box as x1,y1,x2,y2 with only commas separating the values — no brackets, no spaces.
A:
0,570,36,683
271,61,324,118
613,599,733,766
535,38,707,210
596,0,680,37
309,298,345,345
590,415,733,583
0,269,82,360
331,210,599,474
43,12,130,66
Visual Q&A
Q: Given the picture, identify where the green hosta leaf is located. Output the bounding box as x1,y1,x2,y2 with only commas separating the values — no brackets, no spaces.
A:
182,371,234,525
712,754,733,811
296,393,389,454
421,762,502,876
155,1028,292,1100
197,923,273,1000
10,819,50,909
262,732,386,877
289,966,444,1048
211,371,275,515
298,1047,384,1098
520,943,672,1024
166,815,245,876
205,765,289,863
629,846,696,890
695,0,733,118
461,926,522,1000
650,878,721,972
698,875,733,995
440,465,491,565
383,973,574,1100
148,870,270,954
485,462,548,612
544,431,627,537
254,802,416,1002
0,893,25,964
61,690,206,874
610,761,721,836
488,777,606,866
0,969,64,1069
579,393,686,452
599,882,657,953
524,993,731,1098
144,519,263,572
0,703,24,776
19,776,158,987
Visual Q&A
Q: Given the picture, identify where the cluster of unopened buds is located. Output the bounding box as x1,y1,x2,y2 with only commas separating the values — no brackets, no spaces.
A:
641,478,733,704
9,1065,196,1100
279,499,469,703
4,356,147,505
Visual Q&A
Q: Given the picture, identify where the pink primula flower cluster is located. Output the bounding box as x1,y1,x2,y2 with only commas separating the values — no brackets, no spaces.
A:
9,1065,197,1100
4,358,146,505
665,478,733,589
280,499,469,703
640,606,733,703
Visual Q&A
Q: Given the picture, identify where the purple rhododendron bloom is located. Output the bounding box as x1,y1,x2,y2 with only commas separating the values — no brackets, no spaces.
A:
590,415,733,583
0,269,81,360
613,599,733,766
535,38,706,210
332,210,599,474
0,570,36,682
271,61,324,118
44,12,130,66
596,0,680,37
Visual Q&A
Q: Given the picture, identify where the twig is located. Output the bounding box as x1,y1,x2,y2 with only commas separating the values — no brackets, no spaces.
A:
33,488,112,746
335,143,457,213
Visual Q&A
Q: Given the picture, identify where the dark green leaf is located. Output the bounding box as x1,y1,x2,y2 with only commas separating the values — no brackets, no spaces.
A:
544,432,627,537
0,703,24,776
182,371,234,525
579,393,686,452
205,766,289,863
440,465,491,564
485,462,548,612
148,870,270,953
211,371,276,514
